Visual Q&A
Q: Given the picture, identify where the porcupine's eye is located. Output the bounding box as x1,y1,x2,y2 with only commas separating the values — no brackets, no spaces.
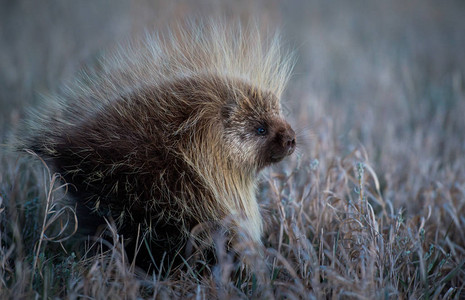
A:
256,126,267,136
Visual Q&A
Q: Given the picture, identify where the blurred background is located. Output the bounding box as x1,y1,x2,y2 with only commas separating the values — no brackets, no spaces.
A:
1,0,464,212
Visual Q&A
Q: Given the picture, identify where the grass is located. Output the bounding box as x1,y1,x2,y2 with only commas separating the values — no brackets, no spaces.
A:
1,0,465,298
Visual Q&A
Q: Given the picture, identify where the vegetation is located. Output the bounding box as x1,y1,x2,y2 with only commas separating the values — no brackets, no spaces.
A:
1,0,464,298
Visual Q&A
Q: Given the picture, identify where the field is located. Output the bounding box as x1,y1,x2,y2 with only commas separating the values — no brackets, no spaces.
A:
1,0,464,298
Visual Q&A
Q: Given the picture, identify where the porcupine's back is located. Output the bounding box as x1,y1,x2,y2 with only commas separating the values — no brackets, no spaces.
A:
20,21,295,268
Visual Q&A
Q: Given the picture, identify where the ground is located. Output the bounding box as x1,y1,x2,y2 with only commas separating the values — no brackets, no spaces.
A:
1,0,464,298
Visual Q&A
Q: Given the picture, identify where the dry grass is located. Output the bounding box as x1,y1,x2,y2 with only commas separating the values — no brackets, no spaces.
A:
1,0,464,299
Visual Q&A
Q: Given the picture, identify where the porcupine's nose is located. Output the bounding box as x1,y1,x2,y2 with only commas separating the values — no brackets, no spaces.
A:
283,128,296,155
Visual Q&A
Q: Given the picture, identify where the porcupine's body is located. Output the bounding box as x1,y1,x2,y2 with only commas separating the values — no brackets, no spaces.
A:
21,22,296,268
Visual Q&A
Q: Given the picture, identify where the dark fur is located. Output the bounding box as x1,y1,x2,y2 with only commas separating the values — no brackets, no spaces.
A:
21,24,295,270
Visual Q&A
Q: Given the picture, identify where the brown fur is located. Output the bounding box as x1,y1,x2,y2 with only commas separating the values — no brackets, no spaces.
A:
19,22,295,269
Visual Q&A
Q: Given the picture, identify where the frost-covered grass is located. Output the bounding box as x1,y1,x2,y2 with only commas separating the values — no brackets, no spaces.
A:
1,0,464,298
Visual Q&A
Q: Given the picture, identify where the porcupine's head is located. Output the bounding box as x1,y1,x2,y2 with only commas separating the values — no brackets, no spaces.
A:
220,81,296,172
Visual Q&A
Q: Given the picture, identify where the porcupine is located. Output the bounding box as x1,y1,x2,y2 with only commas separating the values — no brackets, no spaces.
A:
20,21,296,270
